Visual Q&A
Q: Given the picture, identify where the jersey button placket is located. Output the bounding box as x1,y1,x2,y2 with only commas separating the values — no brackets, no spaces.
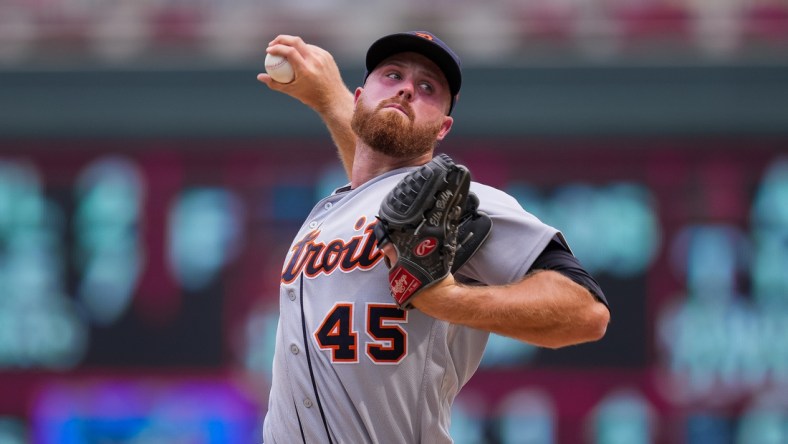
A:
290,344,299,355
303,398,313,408
287,288,296,301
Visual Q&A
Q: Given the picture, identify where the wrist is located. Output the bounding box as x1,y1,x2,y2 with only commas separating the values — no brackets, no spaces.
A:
314,86,352,115
410,274,457,312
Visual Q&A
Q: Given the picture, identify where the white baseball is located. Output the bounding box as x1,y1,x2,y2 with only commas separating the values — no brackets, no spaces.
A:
265,53,295,84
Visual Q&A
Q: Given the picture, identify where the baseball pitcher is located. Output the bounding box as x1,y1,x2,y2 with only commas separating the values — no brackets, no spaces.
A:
258,31,610,443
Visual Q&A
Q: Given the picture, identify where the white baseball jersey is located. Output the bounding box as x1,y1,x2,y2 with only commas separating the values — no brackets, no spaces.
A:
263,166,558,444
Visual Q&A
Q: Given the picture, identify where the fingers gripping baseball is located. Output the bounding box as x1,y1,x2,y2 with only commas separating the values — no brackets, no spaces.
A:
258,35,346,112
373,154,472,309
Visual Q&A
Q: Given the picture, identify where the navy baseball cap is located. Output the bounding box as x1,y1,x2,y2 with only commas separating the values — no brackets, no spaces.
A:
364,31,462,115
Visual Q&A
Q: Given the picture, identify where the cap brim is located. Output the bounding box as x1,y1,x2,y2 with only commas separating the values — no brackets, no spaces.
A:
365,33,462,100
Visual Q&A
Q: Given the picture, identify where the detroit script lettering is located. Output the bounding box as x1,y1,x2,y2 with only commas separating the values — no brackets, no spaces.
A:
281,218,384,284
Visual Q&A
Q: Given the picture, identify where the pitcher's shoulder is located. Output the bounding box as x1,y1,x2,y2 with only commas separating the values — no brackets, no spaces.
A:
468,182,524,212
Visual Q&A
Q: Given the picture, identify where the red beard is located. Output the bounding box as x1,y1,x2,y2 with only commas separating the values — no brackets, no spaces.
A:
351,96,443,158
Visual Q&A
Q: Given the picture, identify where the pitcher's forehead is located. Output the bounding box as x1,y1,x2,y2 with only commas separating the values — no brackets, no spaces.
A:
372,52,450,88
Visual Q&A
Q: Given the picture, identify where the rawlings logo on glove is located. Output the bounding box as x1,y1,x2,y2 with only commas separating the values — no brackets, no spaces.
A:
373,154,492,309
414,238,437,257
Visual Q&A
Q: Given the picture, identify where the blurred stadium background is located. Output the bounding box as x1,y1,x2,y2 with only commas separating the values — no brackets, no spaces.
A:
1,0,788,443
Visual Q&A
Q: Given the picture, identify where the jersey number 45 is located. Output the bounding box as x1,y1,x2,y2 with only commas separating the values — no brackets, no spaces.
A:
314,303,408,364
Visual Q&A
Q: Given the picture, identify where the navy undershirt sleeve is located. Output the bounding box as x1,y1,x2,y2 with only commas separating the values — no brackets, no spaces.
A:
529,239,609,310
